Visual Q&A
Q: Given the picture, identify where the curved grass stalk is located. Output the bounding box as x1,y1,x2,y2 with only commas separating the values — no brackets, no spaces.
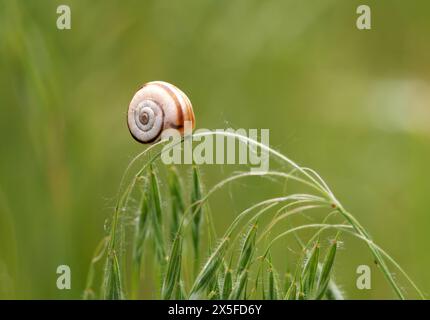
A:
190,171,329,206
251,224,351,299
335,206,405,299
188,198,337,298
301,167,336,199
116,130,333,217
259,199,329,248
297,211,341,248
178,176,324,243
83,236,109,299
340,229,425,299
257,204,331,243
187,200,286,296
116,140,167,199
192,131,329,194
188,197,315,297
103,131,421,300
215,200,331,275
110,131,339,262
108,130,330,256
264,224,353,257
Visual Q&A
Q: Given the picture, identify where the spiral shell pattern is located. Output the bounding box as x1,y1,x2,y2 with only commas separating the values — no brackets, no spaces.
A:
127,81,195,143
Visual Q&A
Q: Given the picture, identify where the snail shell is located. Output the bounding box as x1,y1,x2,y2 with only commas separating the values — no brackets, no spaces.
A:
127,81,195,143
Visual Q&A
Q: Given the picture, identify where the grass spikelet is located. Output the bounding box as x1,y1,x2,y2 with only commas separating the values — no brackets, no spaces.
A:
175,280,187,299
285,281,298,300
161,235,183,300
91,131,423,300
316,237,338,299
228,270,248,299
226,222,259,300
283,271,293,297
236,222,258,275
189,238,229,299
191,166,203,273
83,237,109,300
301,242,320,298
131,178,150,299
267,257,280,300
102,251,124,300
221,266,233,299
168,166,185,238
149,163,166,264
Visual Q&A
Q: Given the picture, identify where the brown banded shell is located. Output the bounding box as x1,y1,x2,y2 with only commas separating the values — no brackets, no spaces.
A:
127,81,195,143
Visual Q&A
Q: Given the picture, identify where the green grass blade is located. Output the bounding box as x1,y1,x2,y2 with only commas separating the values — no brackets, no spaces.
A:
131,179,150,299
191,166,203,273
228,271,248,300
301,242,320,298
175,280,187,299
102,251,124,300
285,282,297,300
189,239,228,299
316,238,338,299
168,166,185,238
83,237,109,300
221,267,233,299
236,223,258,275
283,272,293,297
268,263,280,300
149,164,166,264
161,235,183,299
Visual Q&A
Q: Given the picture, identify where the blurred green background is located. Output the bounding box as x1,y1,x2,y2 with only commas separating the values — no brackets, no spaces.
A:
0,0,429,299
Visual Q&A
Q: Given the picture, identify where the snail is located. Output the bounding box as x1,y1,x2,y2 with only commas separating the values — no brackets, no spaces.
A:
127,81,195,143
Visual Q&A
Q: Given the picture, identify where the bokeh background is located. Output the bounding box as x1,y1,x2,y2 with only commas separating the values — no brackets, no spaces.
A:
0,0,429,299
